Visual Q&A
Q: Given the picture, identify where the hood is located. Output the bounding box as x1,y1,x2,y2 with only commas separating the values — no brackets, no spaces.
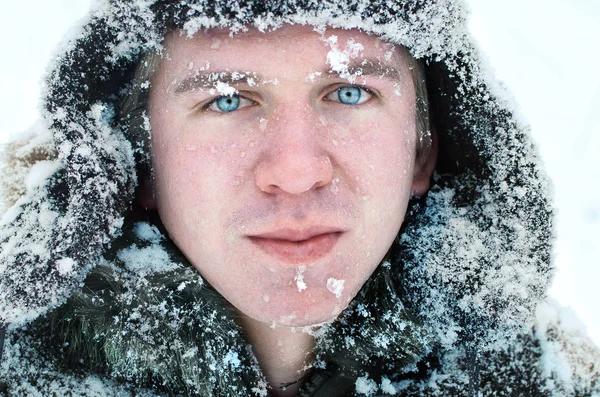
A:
0,0,552,370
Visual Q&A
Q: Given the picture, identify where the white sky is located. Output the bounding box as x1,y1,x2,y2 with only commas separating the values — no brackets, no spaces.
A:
0,1,598,345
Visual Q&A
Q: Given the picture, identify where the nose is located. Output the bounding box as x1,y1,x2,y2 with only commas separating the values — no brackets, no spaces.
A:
255,108,334,195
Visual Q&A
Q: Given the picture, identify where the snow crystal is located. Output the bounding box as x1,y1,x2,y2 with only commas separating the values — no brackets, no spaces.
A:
326,278,345,298
215,81,237,96
117,244,180,278
182,347,198,359
251,379,270,397
322,34,365,83
380,377,397,394
133,222,163,244
355,374,378,396
533,299,600,392
0,204,23,226
345,336,356,347
222,351,241,369
306,71,322,82
56,257,76,276
24,160,61,194
295,266,307,292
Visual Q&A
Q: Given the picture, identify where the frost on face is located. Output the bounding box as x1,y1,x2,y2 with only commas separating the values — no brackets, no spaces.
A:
294,266,307,292
322,34,365,83
326,278,345,298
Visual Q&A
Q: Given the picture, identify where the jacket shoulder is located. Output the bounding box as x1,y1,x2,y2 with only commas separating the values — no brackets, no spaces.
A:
394,299,600,396
0,121,56,213
0,325,160,396
530,299,600,394
479,299,599,396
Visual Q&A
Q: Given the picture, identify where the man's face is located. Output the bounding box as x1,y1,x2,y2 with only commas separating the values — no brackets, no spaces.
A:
148,25,431,327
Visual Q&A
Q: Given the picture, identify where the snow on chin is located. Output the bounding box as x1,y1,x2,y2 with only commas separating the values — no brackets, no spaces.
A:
326,277,345,298
295,265,307,292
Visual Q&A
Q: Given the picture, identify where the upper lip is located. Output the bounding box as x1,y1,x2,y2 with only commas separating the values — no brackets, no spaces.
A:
248,226,344,242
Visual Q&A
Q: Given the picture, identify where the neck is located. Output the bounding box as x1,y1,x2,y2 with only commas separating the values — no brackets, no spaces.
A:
240,316,315,397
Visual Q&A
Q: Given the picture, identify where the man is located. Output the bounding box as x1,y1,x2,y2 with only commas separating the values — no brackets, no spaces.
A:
0,0,598,396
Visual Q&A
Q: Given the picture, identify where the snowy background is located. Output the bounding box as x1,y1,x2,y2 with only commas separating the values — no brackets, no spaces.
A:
0,1,598,346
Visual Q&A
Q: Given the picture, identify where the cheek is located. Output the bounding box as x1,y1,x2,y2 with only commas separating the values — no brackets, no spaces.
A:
329,116,416,197
330,116,416,257
151,121,261,223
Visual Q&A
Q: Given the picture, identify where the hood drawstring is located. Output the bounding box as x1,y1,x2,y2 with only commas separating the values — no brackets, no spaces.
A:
467,346,481,397
0,325,5,363
0,324,6,392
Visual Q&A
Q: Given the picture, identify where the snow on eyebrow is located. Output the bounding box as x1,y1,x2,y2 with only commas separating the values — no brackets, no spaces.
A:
174,71,261,94
306,59,403,84
322,34,366,83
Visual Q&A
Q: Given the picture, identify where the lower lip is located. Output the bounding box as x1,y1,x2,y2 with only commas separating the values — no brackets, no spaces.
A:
249,233,341,264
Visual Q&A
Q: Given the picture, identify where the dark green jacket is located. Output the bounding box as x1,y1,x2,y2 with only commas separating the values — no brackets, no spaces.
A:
1,0,598,395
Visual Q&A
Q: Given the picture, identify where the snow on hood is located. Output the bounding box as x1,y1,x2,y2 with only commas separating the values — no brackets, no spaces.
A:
0,0,553,354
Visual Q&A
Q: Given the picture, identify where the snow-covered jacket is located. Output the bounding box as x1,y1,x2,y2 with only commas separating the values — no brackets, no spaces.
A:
1,0,599,396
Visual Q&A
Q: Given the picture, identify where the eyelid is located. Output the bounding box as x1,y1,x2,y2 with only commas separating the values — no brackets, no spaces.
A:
203,93,257,113
323,84,376,105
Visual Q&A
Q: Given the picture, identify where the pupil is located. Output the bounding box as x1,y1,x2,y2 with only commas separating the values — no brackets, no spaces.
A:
216,95,240,112
338,87,361,105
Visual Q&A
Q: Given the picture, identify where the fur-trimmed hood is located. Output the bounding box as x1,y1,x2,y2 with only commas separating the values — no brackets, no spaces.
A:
2,0,597,396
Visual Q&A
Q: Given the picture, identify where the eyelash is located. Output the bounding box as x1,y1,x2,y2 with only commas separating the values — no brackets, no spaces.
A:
324,85,375,106
202,84,376,114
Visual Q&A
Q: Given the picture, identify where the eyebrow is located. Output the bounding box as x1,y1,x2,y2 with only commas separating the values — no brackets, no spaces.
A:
174,72,263,94
322,59,404,82
173,58,403,94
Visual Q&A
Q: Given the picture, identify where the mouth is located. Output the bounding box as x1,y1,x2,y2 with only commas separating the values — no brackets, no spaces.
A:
247,227,343,264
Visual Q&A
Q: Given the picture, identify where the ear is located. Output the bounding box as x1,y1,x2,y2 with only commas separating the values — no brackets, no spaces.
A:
411,130,438,196
137,173,157,210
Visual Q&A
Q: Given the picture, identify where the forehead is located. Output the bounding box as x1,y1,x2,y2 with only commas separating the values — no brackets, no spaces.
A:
159,24,408,77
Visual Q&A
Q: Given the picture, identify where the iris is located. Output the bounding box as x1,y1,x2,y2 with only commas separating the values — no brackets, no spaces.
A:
215,95,240,112
338,86,362,105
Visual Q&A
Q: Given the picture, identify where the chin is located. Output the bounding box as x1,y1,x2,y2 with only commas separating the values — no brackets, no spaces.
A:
247,288,352,328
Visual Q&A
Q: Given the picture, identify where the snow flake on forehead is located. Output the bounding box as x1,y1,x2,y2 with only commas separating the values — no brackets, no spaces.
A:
322,34,365,83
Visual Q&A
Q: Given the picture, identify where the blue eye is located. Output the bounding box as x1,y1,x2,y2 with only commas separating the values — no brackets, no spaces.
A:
325,85,372,105
214,95,240,112
338,86,362,105
207,94,256,113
